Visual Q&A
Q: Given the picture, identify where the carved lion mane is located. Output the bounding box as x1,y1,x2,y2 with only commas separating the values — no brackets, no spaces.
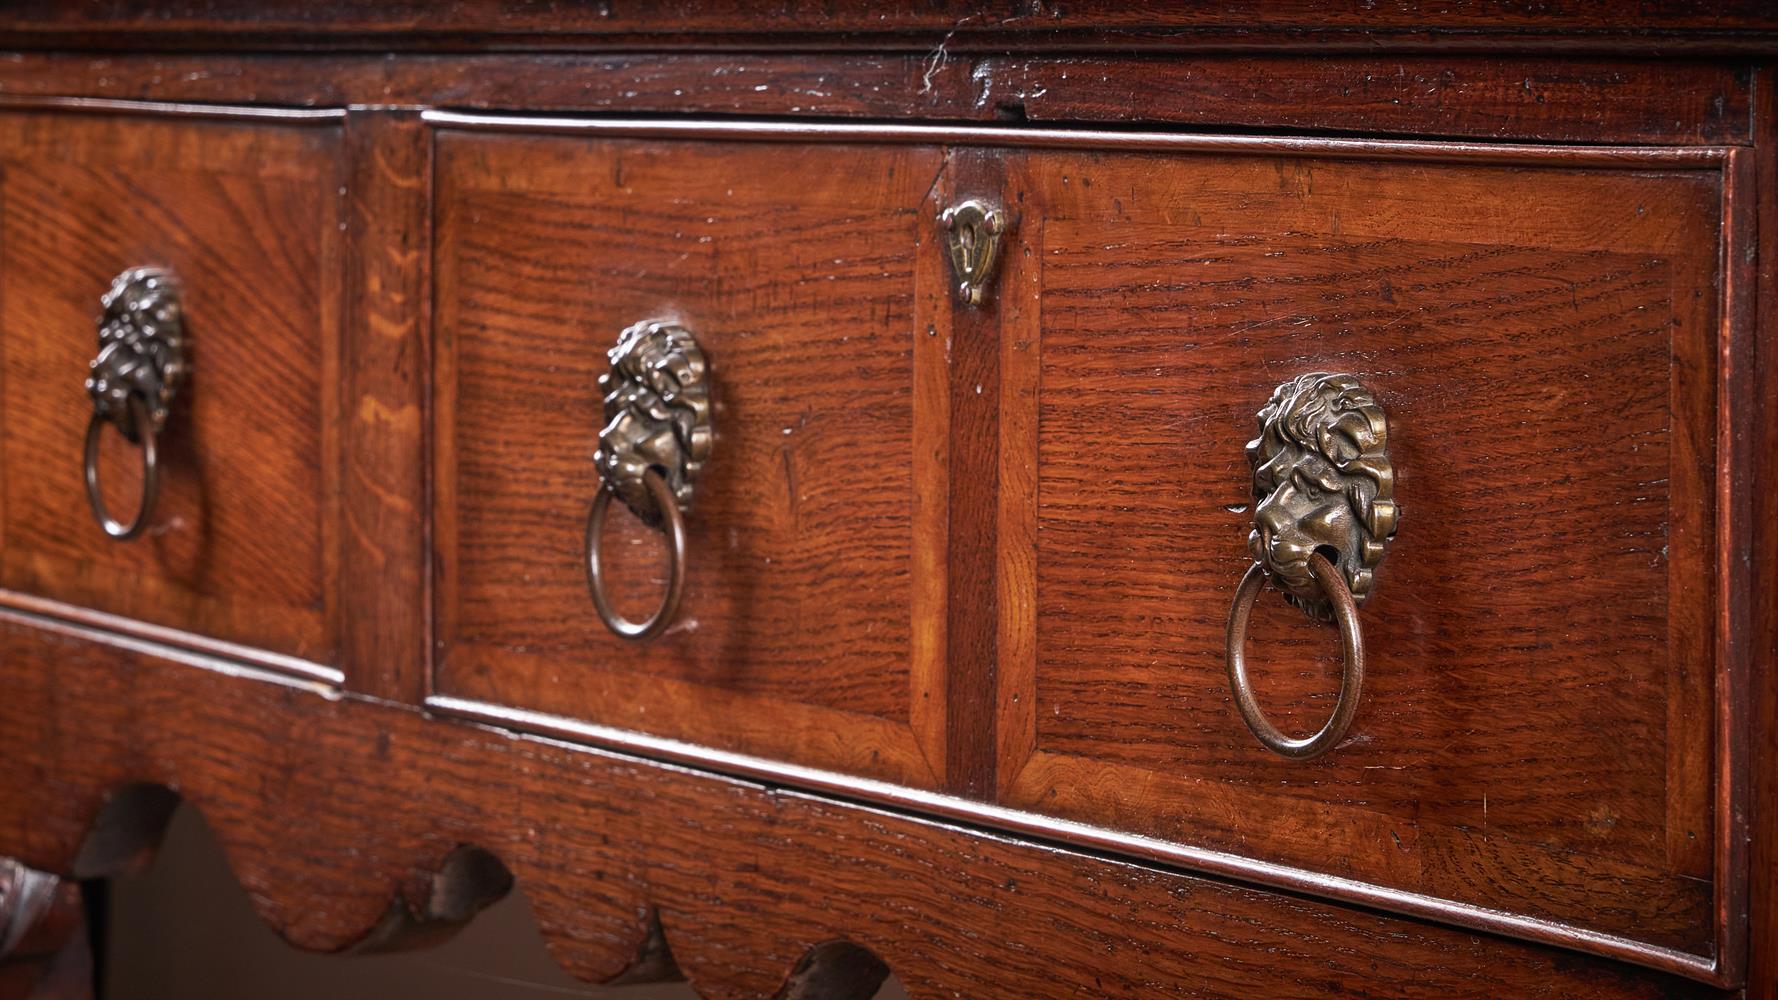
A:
595,321,713,525
1245,372,1399,620
85,268,185,442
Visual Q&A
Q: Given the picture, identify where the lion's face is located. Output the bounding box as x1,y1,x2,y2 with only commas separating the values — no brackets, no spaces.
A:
86,268,185,442
1249,441,1365,601
595,321,712,525
1245,373,1397,620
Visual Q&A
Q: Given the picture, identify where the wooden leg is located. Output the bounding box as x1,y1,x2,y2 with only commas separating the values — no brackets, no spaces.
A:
0,859,91,1000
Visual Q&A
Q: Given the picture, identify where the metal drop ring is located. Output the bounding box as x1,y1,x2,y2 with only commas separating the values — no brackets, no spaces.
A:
83,394,161,542
1224,552,1365,760
585,467,687,642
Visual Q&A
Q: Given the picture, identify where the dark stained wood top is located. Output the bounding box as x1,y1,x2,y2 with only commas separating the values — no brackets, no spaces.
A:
3,2,1778,53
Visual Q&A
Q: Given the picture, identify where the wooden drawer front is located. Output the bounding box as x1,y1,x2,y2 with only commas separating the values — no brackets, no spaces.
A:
995,146,1742,974
0,109,343,671
432,131,949,788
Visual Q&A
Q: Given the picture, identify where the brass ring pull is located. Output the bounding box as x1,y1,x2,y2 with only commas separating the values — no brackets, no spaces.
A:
82,394,161,541
585,321,713,641
82,267,186,542
1225,552,1364,760
1225,373,1399,760
585,467,687,642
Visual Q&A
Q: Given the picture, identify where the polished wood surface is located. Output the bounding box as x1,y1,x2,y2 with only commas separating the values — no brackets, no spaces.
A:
3,2,1777,52
0,616,1728,1000
431,132,950,787
338,110,430,703
1744,62,1778,1000
0,108,345,671
995,145,1736,969
0,55,1748,146
412,115,1751,982
0,8,1771,998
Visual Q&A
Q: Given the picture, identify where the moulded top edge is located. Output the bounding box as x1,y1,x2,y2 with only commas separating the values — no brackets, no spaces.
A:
419,110,1737,169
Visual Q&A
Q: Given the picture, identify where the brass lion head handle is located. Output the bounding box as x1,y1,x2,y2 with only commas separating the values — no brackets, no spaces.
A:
585,321,714,641
83,267,186,541
1226,373,1399,759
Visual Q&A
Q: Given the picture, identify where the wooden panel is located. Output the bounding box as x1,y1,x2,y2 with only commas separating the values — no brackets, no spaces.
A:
0,55,1749,146
1747,64,1778,1000
996,146,1735,975
982,56,1753,144
337,110,430,702
431,130,949,788
0,615,1730,1000
0,108,344,670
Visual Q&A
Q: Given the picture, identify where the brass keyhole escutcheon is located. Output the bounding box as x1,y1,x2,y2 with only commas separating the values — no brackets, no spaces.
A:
940,199,1007,307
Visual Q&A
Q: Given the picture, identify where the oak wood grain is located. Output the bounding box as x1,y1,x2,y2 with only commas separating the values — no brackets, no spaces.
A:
981,56,1754,144
996,147,1733,968
338,110,430,703
938,147,1005,799
0,18,1764,998
0,55,1748,146
0,108,345,669
0,615,1731,1000
431,131,949,787
411,115,1753,983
